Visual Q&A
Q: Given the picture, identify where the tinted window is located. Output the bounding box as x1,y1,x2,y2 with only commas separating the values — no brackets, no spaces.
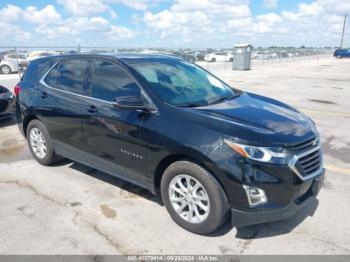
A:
128,59,235,107
54,59,90,95
44,63,59,86
91,60,140,102
24,58,57,82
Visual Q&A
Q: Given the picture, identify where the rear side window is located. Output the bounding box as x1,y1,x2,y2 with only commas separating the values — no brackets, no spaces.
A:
91,60,140,102
45,59,91,95
23,59,57,82
44,63,59,86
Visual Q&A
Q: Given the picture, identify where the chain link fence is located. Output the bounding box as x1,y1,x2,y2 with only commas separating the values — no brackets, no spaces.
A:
0,46,334,77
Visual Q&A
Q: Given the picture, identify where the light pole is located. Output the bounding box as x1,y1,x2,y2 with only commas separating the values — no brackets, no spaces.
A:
340,15,347,48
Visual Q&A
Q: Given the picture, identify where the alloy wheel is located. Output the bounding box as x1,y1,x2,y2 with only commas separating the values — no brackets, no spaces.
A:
168,174,210,224
29,127,47,159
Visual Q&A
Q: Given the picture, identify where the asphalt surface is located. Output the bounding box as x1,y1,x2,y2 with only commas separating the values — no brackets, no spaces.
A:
0,56,349,254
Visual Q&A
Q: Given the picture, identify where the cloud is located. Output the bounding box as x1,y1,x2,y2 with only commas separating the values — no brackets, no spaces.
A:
34,16,136,41
0,4,22,22
262,0,278,9
0,22,32,44
23,5,61,24
57,0,113,17
318,0,350,15
0,4,61,24
105,0,160,10
0,0,348,47
106,25,136,39
253,13,282,33
143,0,252,43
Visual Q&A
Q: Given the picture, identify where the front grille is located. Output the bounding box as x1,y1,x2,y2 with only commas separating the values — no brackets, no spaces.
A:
0,100,7,112
297,149,322,177
288,137,319,152
288,137,323,180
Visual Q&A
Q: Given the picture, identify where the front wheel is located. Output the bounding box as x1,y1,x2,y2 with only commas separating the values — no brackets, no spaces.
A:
27,120,62,165
161,161,229,234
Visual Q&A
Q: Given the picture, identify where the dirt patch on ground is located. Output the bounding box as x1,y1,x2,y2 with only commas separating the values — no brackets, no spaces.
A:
100,204,117,219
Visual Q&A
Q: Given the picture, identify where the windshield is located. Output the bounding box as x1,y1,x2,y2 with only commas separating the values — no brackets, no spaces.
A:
127,59,236,107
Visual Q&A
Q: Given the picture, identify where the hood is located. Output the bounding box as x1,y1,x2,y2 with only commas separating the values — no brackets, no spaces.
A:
179,92,317,146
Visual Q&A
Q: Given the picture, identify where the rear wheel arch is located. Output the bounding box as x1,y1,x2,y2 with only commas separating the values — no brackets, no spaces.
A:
23,115,39,138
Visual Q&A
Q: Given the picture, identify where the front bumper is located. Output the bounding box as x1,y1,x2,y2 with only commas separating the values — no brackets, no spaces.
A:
231,170,324,228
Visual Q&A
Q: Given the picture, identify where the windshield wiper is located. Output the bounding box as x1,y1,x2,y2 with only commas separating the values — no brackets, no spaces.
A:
210,95,235,105
177,103,201,108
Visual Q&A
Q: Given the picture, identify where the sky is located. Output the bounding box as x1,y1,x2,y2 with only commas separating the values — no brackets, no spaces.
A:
0,0,349,48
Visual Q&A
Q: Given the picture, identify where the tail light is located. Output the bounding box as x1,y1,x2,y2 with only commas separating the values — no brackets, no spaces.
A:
14,84,21,96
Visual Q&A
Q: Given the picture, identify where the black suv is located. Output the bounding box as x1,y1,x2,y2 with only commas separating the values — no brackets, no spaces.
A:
16,54,324,234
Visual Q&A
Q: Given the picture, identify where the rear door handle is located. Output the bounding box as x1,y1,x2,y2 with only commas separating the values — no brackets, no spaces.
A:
41,92,48,99
87,105,98,113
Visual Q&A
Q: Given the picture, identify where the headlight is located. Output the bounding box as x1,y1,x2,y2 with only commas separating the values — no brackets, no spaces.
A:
224,139,288,162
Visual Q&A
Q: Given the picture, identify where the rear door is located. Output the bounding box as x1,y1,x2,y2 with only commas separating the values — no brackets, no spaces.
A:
38,58,91,151
81,59,150,186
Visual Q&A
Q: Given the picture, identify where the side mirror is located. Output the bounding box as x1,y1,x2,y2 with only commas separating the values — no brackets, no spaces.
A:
112,96,153,112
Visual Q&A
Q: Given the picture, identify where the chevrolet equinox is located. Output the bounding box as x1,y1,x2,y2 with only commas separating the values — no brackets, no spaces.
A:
16,54,325,234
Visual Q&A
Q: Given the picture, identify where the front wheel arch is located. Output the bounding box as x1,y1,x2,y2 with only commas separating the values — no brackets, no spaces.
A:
153,154,230,202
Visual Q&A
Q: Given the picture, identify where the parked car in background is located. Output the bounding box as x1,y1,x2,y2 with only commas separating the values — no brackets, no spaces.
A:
28,51,57,61
3,53,29,71
193,51,208,61
252,51,274,60
0,59,19,74
170,51,196,62
277,52,289,58
204,52,234,62
333,48,350,58
0,84,15,120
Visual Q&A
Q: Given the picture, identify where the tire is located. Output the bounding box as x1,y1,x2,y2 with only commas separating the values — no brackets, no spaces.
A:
161,160,229,234
211,58,216,62
0,65,12,74
229,57,233,62
26,119,62,165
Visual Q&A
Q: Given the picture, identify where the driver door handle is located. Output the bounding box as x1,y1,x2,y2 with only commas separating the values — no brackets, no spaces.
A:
86,105,98,113
41,91,48,99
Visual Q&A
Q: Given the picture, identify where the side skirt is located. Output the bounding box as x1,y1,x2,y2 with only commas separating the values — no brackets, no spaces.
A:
53,140,156,194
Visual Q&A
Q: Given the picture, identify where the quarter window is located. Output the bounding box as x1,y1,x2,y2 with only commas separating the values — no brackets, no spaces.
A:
44,63,59,86
91,60,140,102
45,59,90,95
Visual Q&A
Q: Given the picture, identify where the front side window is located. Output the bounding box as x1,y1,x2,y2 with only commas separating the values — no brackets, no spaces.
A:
44,59,90,95
91,60,140,102
127,58,236,107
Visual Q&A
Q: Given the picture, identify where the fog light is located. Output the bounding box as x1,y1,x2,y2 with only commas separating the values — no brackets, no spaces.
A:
243,185,267,207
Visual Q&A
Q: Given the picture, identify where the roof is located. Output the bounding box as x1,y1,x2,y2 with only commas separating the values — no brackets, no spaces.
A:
43,52,181,60
31,53,184,66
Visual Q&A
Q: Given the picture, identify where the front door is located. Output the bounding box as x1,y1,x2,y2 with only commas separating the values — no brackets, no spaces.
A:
82,59,150,186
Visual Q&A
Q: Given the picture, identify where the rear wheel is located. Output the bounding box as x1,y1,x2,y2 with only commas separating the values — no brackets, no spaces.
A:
27,120,62,165
161,161,229,234
0,65,11,74
211,58,216,62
